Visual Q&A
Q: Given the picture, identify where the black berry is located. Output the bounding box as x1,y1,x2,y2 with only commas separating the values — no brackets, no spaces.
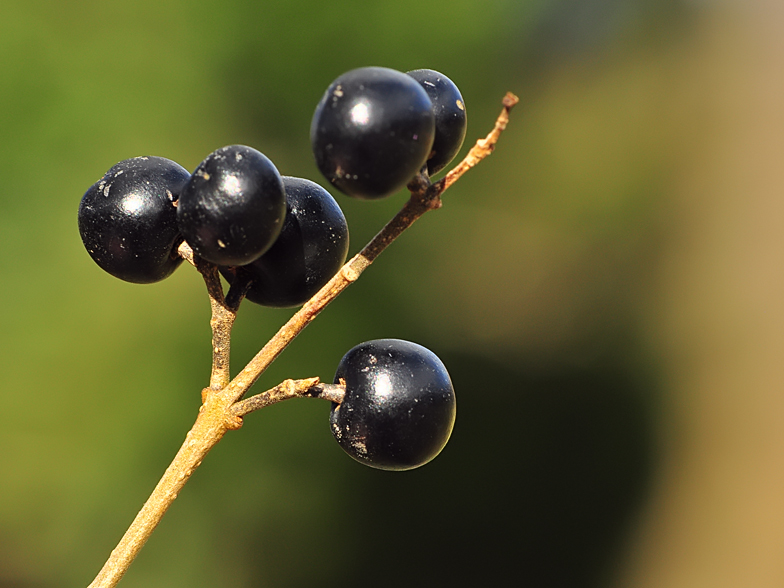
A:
177,145,286,266
329,339,456,471
406,69,467,176
221,176,349,308
310,66,435,199
78,156,189,283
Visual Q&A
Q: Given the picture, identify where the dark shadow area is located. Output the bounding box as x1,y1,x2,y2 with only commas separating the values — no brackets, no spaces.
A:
335,352,658,588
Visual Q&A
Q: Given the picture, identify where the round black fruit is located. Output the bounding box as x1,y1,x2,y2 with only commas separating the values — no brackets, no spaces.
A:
221,176,349,308
78,156,189,283
329,339,456,471
177,145,286,266
311,66,435,199
406,69,467,175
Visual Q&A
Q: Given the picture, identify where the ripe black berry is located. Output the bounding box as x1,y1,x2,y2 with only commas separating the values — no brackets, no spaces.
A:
221,176,349,308
177,145,286,266
329,339,456,471
310,66,436,199
78,156,189,283
406,69,467,176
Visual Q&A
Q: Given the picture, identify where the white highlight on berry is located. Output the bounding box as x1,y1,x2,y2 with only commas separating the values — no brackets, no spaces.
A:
350,101,370,126
121,193,145,215
373,371,393,398
224,174,241,195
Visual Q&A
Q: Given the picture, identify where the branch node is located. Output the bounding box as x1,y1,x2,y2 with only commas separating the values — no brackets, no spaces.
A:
224,413,244,430
341,264,361,282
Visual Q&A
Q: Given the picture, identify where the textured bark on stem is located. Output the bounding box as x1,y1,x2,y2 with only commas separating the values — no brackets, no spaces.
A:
230,377,323,417
87,393,235,588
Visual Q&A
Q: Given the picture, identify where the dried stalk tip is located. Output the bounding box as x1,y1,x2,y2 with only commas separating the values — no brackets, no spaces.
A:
177,240,196,266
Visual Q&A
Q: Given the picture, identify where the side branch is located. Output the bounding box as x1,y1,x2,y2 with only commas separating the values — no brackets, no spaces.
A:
177,241,246,390
231,377,331,418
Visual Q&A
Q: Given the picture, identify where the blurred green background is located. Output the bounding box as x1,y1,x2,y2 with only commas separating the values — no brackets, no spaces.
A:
3,0,784,586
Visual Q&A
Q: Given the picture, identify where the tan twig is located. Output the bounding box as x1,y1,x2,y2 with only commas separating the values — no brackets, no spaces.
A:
230,377,322,417
87,92,518,588
177,242,249,390
87,391,237,588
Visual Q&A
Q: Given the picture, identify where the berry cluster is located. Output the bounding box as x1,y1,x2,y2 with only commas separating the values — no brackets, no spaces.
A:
312,66,466,198
78,66,465,470
78,148,348,308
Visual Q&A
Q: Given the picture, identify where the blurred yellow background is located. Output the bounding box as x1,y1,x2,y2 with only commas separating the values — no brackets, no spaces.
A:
1,0,783,586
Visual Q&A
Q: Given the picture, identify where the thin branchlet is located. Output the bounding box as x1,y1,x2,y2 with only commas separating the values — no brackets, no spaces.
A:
229,378,348,418
178,242,241,390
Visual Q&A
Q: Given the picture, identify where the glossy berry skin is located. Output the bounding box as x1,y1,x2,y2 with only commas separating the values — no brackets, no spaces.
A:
177,145,286,266
78,156,189,283
221,176,349,308
330,339,456,471
311,66,435,199
406,69,467,176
